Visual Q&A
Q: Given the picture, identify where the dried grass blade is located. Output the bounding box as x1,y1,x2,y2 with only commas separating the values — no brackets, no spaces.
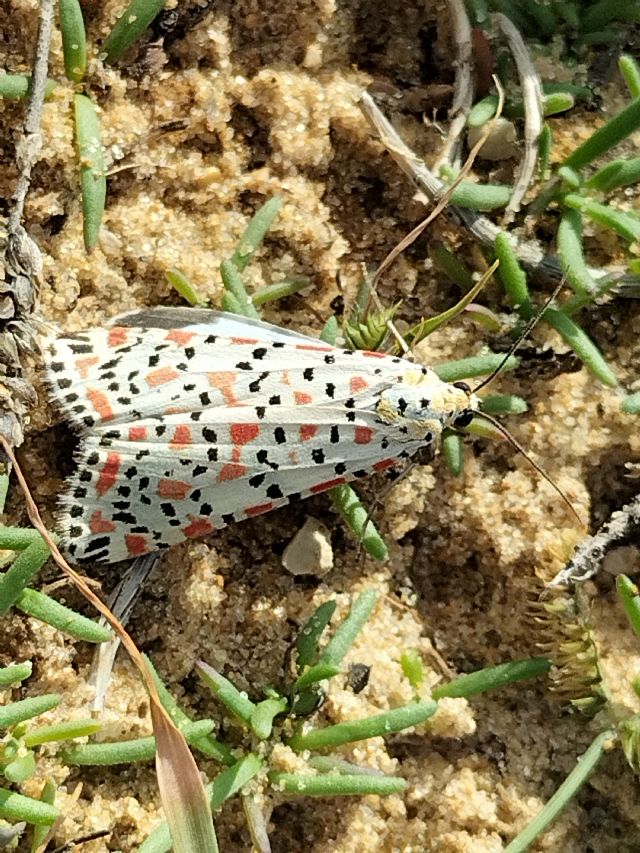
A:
0,437,217,853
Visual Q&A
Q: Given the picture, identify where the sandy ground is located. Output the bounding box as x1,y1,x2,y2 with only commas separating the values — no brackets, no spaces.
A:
2,1,640,851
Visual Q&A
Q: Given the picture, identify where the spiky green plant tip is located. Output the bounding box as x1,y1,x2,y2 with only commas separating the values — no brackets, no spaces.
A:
529,586,608,717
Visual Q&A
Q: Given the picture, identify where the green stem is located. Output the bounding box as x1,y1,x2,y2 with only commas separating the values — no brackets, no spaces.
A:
0,661,32,686
616,575,640,640
619,54,640,98
0,473,9,513
62,720,214,765
196,661,256,725
0,528,45,549
557,209,597,296
102,0,168,64
442,431,464,476
329,485,389,561
544,308,617,387
586,156,640,193
400,649,424,689
250,697,288,739
621,392,640,414
0,536,51,615
251,276,311,305
563,96,640,171
0,694,60,729
434,354,518,382
59,0,87,81
480,394,528,416
430,243,475,291
269,772,406,796
564,194,640,243
448,182,512,211
320,589,377,667
23,718,102,746
230,198,283,272
432,658,550,700
165,268,207,307
293,662,341,693
0,74,56,99
220,259,260,319
0,787,59,826
504,730,615,852
288,700,437,751
494,232,533,318
74,94,106,252
296,600,336,668
31,779,57,850
11,584,111,643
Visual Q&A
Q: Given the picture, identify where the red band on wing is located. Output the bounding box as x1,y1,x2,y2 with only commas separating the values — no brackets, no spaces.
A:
89,510,116,534
146,366,180,387
218,463,246,482
125,534,149,556
183,517,214,538
157,479,191,499
245,502,274,517
96,452,120,496
128,425,148,441
166,329,195,346
354,426,374,444
310,477,346,494
86,389,113,420
170,425,192,448
107,327,129,347
230,423,260,444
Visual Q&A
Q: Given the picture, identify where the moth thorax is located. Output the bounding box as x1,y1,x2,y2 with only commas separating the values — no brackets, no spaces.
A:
375,385,443,443
376,379,478,439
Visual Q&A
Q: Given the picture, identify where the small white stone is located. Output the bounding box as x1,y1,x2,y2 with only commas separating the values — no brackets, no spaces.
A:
282,517,333,576
303,43,323,69
98,228,123,257
467,117,518,161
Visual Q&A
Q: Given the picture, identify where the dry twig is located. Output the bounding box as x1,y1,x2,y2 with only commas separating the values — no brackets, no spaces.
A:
549,494,640,587
0,0,54,447
368,82,504,291
359,91,628,291
359,91,560,281
435,0,474,169
0,436,215,847
89,553,160,712
494,13,544,222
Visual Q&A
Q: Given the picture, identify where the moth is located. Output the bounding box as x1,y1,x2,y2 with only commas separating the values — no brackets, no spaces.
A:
44,307,478,564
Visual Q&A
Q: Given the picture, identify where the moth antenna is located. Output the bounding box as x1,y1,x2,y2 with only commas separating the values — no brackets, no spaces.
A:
472,276,567,395
474,411,586,529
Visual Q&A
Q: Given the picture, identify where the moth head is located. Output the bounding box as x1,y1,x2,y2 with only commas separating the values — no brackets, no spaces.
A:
448,380,479,430
376,372,479,441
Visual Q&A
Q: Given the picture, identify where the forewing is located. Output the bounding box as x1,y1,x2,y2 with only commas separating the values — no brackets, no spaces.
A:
112,306,316,344
58,408,408,563
46,323,418,563
46,325,403,431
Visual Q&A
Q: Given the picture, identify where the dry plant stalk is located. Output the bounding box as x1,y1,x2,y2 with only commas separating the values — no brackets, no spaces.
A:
1,0,53,448
0,436,215,848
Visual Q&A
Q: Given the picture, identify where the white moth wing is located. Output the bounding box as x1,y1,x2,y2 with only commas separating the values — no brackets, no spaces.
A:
46,322,426,563
112,307,318,345
57,409,410,563
46,325,408,430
